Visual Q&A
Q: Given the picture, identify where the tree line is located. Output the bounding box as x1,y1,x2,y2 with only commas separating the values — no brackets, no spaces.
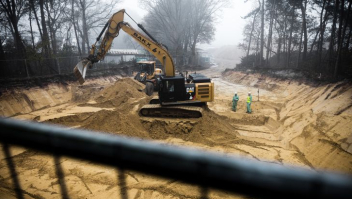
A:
238,0,352,79
0,0,228,78
0,0,118,77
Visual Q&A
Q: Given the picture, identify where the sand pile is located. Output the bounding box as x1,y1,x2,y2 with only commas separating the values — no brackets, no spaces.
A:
71,84,104,103
140,109,239,146
93,78,147,108
49,78,153,138
49,105,241,147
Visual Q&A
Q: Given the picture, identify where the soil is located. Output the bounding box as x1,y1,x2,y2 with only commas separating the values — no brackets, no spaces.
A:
0,63,352,199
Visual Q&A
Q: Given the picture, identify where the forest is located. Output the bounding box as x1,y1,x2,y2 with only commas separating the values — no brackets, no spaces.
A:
0,0,122,78
1,0,351,80
238,0,352,79
0,0,227,79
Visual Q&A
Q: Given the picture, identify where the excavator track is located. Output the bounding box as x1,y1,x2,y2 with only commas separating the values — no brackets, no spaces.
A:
139,104,203,118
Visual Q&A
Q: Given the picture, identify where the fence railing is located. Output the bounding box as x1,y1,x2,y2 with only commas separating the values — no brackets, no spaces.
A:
0,117,351,199
0,56,138,79
0,53,207,80
0,56,81,79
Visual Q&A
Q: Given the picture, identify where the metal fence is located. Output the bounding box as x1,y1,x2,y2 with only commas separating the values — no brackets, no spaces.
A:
0,117,351,199
0,56,139,80
0,56,81,79
0,53,210,80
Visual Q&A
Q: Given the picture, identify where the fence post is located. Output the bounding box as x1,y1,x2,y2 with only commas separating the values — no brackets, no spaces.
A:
24,59,29,78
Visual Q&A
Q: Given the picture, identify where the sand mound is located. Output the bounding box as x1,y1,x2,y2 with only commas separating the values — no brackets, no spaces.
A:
49,78,153,138
93,78,147,108
71,84,104,103
139,109,238,145
49,106,240,147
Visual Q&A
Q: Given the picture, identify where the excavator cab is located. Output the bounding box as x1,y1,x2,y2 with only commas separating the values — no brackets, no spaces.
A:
158,74,214,106
159,76,186,103
140,63,153,73
134,61,162,83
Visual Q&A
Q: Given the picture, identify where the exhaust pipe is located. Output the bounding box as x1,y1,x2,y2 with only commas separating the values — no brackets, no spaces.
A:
73,59,91,84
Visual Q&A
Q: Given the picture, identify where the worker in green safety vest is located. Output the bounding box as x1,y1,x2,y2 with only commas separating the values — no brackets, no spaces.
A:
246,92,252,113
232,92,239,112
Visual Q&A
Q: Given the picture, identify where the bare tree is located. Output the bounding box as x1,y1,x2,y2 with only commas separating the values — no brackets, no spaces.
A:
328,0,339,72
142,0,228,65
44,0,68,55
142,0,191,54
334,0,345,78
29,0,43,40
74,0,117,54
238,6,260,57
238,0,352,78
260,0,265,66
0,0,28,58
247,9,260,57
0,15,7,61
188,0,228,64
71,0,81,55
342,1,352,51
39,0,51,58
300,0,308,60
266,0,276,66
316,0,330,70
286,2,296,68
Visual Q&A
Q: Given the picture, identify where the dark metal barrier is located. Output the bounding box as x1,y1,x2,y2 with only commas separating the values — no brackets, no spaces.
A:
0,117,351,199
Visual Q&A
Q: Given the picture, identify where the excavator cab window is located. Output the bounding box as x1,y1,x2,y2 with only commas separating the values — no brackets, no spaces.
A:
138,63,154,75
164,81,174,93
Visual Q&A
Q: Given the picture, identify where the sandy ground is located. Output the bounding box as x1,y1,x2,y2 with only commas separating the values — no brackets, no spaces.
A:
0,63,352,198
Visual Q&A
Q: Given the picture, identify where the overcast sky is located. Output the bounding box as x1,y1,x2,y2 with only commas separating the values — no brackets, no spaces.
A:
115,0,253,49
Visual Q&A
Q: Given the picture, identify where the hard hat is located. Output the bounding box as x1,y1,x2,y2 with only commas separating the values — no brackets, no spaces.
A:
248,92,251,94
235,92,237,94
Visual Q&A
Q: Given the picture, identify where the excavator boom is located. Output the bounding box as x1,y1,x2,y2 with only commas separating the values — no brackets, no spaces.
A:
74,9,175,84
121,24,175,77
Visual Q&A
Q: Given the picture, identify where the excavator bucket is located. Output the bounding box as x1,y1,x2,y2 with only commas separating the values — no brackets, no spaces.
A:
73,59,91,84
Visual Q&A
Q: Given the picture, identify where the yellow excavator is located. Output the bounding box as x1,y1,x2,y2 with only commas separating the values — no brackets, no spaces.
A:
73,9,214,118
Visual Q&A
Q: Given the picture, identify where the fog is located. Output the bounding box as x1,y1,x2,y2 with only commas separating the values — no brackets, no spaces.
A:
116,0,252,49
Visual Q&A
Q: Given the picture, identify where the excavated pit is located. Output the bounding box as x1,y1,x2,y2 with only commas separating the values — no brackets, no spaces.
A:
1,70,352,199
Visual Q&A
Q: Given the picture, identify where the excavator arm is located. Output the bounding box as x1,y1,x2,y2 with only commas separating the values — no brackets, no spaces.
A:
120,23,175,77
73,9,175,84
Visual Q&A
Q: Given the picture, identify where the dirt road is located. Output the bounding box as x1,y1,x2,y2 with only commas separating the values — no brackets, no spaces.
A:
0,64,352,198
